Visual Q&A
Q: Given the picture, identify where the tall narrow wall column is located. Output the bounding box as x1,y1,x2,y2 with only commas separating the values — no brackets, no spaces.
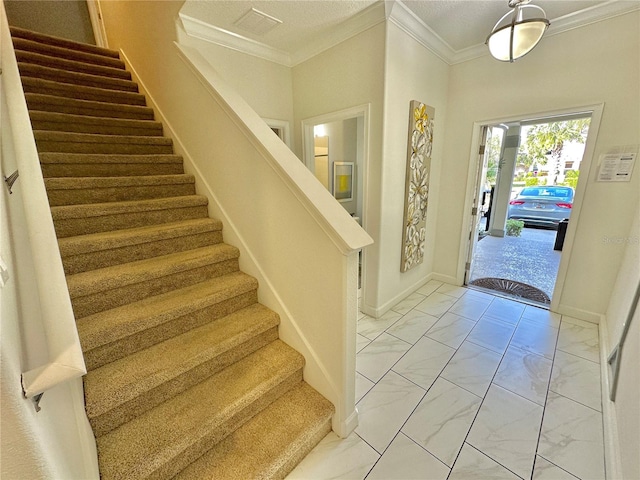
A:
489,125,520,237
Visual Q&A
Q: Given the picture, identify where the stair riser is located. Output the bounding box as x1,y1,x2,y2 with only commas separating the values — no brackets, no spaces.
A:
62,231,223,275
22,82,147,107
27,99,154,121
22,80,147,105
19,63,139,92
11,26,121,60
90,326,279,437
30,119,162,137
16,51,131,80
41,162,184,177
47,183,196,206
53,204,209,238
36,141,173,155
84,290,259,370
71,259,240,318
127,370,303,480
13,38,125,69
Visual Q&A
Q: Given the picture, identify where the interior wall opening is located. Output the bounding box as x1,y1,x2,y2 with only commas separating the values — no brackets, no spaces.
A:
302,106,369,294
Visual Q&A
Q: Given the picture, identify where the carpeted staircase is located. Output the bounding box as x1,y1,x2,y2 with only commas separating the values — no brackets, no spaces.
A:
11,26,333,479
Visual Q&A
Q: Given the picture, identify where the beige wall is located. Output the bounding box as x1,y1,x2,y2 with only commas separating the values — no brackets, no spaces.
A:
604,204,639,480
439,11,640,319
176,28,295,139
377,21,450,312
4,0,95,44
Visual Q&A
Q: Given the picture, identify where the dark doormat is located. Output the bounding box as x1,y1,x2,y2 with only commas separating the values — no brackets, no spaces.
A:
469,277,550,304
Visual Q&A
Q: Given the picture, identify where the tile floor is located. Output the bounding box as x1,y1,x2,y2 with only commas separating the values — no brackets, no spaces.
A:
287,281,605,480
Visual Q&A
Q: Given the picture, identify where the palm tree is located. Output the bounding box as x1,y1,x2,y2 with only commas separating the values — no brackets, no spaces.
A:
517,118,590,184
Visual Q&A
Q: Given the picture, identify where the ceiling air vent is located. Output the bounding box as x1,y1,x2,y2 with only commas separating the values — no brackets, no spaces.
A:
234,8,283,35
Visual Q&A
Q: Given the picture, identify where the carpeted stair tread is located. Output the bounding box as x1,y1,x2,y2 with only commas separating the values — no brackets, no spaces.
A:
50,195,210,237
15,49,131,80
96,340,305,480
18,62,139,92
59,218,222,274
67,244,240,317
12,36,126,70
21,76,146,105
39,153,184,177
29,111,163,136
27,93,154,120
175,382,334,480
45,174,196,206
85,303,280,436
77,271,259,370
34,131,172,155
10,25,121,59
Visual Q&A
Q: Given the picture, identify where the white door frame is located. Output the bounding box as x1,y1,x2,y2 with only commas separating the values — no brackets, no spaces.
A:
86,0,108,48
459,103,604,310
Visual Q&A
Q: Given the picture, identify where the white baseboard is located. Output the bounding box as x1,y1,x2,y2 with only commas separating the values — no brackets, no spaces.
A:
431,273,459,285
556,304,604,324
599,319,623,480
360,274,435,318
333,408,359,439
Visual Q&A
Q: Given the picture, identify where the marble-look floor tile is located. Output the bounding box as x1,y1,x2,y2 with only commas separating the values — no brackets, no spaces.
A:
449,295,492,321
550,350,601,411
286,432,379,480
355,371,425,453
464,288,496,303
392,337,455,390
414,292,458,317
522,305,561,328
483,297,526,324
402,378,482,467
467,316,516,353
357,333,412,382
366,433,450,480
538,391,605,480
449,444,521,480
356,333,371,353
510,319,559,359
391,292,426,316
355,372,375,403
416,279,443,296
385,309,439,345
557,318,600,363
357,310,402,341
493,346,552,406
440,341,502,396
533,456,579,480
467,384,544,479
425,312,476,349
436,283,468,298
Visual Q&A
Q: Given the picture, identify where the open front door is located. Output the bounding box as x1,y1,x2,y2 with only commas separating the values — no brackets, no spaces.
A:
464,126,490,285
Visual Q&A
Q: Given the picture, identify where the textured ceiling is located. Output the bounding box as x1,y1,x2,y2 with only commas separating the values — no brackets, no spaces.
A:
403,0,605,51
180,0,631,60
180,0,379,52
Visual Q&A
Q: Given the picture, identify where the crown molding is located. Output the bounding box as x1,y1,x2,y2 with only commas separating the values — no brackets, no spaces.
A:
180,0,640,68
290,1,386,66
546,0,640,40
179,3,385,68
179,12,292,66
387,1,456,64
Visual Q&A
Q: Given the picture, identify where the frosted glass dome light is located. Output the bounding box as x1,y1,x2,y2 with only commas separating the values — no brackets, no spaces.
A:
486,0,550,62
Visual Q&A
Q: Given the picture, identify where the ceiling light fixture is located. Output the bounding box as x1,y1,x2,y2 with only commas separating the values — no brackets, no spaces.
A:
486,0,550,62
